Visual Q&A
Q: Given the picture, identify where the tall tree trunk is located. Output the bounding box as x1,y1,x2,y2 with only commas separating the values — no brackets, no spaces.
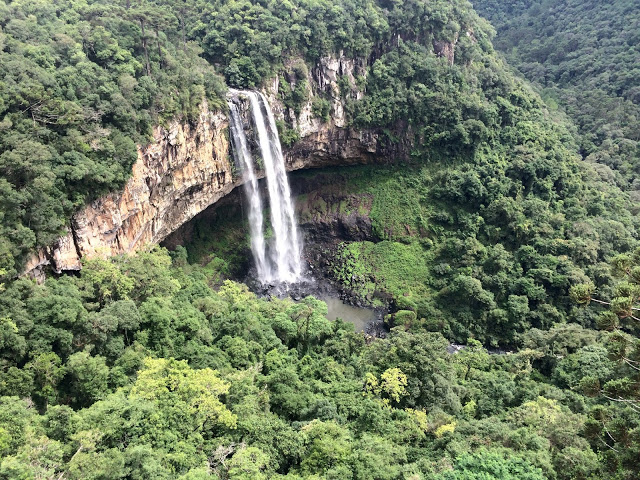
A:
155,27,162,69
140,20,151,76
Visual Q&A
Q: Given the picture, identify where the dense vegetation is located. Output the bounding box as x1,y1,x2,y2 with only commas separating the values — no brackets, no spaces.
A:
285,155,636,348
0,0,227,277
472,0,640,188
2,0,640,478
0,0,489,277
1,248,638,478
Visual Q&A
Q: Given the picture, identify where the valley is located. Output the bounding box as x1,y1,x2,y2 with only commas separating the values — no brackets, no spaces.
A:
0,0,639,478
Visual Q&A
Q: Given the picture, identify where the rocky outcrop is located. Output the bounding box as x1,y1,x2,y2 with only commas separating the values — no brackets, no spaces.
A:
24,100,233,280
266,53,385,170
23,53,398,280
433,38,457,65
311,54,367,127
293,175,376,243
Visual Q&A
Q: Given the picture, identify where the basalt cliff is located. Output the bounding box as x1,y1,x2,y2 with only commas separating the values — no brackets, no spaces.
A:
23,54,399,280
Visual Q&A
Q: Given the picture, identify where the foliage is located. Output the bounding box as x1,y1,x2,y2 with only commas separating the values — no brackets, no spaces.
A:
0,0,227,277
432,450,545,480
0,247,632,478
1,0,640,478
474,0,640,188
332,239,431,307
570,247,640,475
294,141,637,344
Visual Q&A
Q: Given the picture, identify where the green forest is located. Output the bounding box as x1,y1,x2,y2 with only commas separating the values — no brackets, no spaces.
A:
1,0,640,478
473,0,640,187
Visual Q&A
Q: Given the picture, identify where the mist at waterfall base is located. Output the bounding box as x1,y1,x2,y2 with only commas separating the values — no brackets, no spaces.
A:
227,90,385,334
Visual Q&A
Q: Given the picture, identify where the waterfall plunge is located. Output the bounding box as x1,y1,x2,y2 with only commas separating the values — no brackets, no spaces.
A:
228,101,270,281
227,90,303,284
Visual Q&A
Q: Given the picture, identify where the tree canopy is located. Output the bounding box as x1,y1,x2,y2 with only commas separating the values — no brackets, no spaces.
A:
2,0,640,478
1,248,636,478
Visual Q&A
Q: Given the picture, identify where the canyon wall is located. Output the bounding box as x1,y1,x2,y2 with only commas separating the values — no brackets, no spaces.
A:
23,54,395,280
23,100,233,280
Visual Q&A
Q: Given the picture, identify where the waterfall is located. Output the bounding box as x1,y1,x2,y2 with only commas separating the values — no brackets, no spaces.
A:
227,90,303,284
228,101,270,280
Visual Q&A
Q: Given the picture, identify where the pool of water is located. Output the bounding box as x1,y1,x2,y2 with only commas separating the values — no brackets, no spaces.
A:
248,275,384,334
320,296,378,332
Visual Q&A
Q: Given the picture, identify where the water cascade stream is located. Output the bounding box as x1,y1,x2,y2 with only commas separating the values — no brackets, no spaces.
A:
228,100,270,280
227,90,303,284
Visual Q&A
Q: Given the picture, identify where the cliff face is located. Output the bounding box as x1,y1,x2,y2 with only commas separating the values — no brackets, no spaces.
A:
266,53,383,170
24,101,233,280
23,54,395,280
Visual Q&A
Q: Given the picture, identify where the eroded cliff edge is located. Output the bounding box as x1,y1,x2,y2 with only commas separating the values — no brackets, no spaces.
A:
23,100,232,279
23,54,392,280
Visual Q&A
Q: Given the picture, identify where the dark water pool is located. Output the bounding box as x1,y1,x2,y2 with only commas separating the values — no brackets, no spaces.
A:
319,296,378,332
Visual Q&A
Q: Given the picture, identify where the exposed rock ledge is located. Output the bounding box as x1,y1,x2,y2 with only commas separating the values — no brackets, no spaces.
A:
23,99,232,281
23,54,387,281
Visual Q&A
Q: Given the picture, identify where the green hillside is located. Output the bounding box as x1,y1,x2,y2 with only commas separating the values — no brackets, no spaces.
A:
473,0,640,186
1,0,639,478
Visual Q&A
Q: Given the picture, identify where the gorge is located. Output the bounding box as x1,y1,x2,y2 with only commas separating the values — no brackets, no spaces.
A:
2,0,640,477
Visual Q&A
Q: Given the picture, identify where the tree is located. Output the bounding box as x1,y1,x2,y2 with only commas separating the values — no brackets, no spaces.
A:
570,249,640,477
433,450,545,480
226,446,272,480
0,434,65,480
299,420,352,475
570,248,640,407
67,357,237,477
363,367,408,407
26,352,65,408
285,296,332,353
130,357,237,432
65,350,110,408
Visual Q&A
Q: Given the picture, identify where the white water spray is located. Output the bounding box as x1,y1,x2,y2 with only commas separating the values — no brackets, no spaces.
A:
228,100,270,280
227,90,303,284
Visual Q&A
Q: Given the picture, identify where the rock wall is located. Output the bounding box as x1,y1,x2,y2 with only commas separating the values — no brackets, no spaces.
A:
266,52,386,170
23,100,233,280
23,53,400,280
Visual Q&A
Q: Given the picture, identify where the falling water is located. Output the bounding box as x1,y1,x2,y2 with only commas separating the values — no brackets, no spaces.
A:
227,100,270,280
227,90,303,284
